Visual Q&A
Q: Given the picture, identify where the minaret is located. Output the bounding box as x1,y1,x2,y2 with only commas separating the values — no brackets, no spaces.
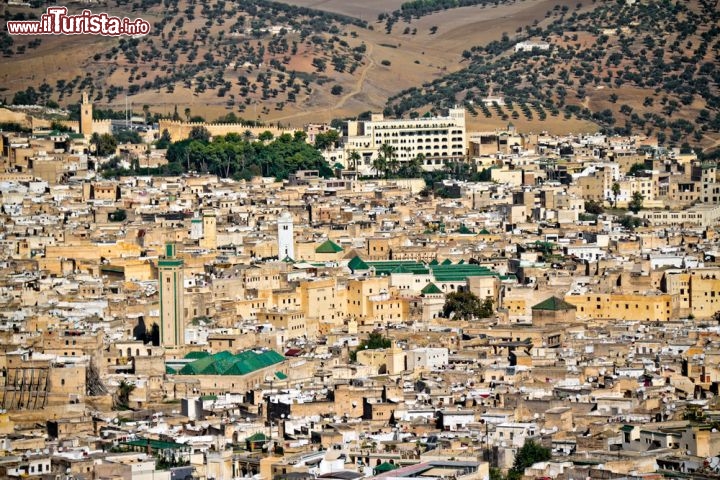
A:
200,211,217,249
80,92,93,136
158,243,185,347
277,211,294,260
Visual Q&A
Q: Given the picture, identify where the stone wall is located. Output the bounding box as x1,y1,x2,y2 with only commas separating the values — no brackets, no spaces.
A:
158,120,300,142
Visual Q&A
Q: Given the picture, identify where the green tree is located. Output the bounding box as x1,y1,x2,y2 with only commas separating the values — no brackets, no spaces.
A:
372,154,387,178
378,143,397,178
114,380,136,410
619,215,642,230
584,200,604,215
627,163,646,176
189,126,211,142
442,291,493,320
348,149,361,173
91,133,118,157
629,191,644,213
156,129,172,149
350,332,392,362
611,181,621,207
507,440,551,480
314,130,340,151
489,468,504,480
258,130,275,142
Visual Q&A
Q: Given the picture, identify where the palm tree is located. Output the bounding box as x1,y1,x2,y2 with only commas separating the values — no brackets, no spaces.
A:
115,380,135,409
379,143,397,178
404,154,424,178
611,182,621,208
372,154,387,179
348,150,361,175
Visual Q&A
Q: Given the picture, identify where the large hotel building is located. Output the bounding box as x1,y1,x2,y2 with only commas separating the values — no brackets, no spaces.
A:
343,107,467,174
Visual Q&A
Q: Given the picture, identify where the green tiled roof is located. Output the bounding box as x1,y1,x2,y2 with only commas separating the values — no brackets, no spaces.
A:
429,259,439,266
365,260,499,282
365,261,429,276
185,351,210,359
430,264,498,282
421,283,443,295
123,438,188,450
315,239,343,253
441,258,453,265
348,256,370,271
176,349,284,376
454,225,474,234
275,371,287,380
374,462,399,473
247,432,268,442
479,228,491,235
532,296,576,311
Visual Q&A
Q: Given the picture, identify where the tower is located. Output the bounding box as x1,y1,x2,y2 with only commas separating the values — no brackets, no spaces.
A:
190,218,203,240
80,92,93,136
200,211,216,249
158,243,185,347
277,210,294,260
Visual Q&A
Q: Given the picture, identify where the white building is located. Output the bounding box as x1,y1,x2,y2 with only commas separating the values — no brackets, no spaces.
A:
344,107,467,175
277,210,295,260
406,347,449,371
514,41,550,53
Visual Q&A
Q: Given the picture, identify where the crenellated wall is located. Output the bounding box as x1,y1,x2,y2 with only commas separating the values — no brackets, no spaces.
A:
158,119,301,142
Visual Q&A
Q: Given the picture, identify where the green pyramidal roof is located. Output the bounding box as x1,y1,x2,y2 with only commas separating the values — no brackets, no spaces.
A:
441,258,453,265
429,259,439,266
532,296,577,311
177,349,284,376
315,239,343,253
348,256,370,271
421,283,443,295
454,225,474,234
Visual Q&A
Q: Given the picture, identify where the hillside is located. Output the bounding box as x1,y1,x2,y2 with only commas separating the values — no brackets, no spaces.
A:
1,0,718,149
383,0,720,149
0,0,585,129
1,0,373,122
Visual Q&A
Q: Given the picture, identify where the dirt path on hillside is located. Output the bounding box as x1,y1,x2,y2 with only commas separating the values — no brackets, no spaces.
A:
273,43,375,123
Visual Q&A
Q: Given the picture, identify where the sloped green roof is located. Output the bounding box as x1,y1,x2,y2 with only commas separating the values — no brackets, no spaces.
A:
123,438,188,450
365,261,429,276
374,462,399,473
275,371,287,380
421,283,443,295
458,259,465,264
479,228,491,235
454,225,474,234
185,351,210,359
348,256,370,271
364,260,499,283
392,264,413,274
282,256,295,263
315,239,343,253
532,296,577,311
430,264,499,282
429,259,439,266
247,432,268,442
441,258,453,265
176,349,285,376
